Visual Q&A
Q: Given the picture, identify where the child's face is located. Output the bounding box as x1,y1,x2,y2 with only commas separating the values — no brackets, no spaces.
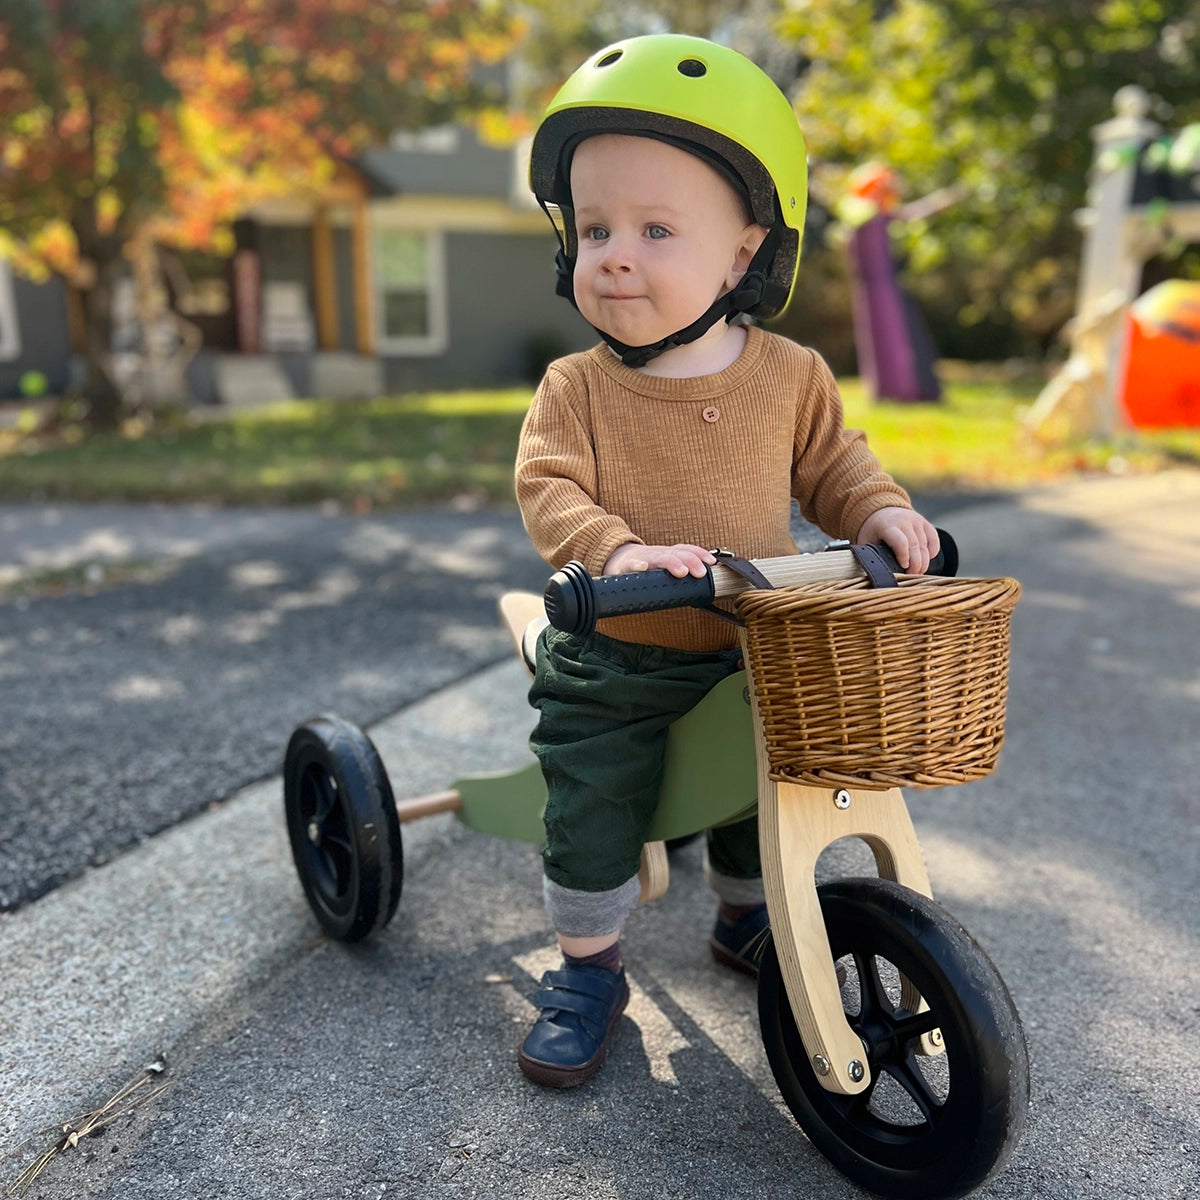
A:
569,134,766,349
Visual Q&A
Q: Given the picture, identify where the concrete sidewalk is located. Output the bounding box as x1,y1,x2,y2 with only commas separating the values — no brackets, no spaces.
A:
3,471,1199,1200
1,656,540,1164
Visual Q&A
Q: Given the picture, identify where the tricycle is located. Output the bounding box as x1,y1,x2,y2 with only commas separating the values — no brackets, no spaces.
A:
281,531,1028,1200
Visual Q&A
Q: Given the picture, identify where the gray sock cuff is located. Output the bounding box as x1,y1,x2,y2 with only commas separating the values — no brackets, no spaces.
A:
704,853,766,906
544,873,642,938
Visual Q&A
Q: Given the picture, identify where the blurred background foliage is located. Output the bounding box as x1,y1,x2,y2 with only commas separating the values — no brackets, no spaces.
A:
3,1,1199,494
1,0,1197,407
512,0,1200,371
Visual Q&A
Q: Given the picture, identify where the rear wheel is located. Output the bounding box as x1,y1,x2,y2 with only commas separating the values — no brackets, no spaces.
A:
283,715,403,942
758,878,1028,1200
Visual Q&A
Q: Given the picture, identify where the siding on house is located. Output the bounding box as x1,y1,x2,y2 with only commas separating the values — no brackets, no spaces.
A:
378,230,594,393
0,271,72,400
258,224,314,289
360,125,515,201
334,226,357,351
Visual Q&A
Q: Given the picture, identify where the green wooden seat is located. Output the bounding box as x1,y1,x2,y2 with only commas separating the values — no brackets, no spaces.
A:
453,669,757,844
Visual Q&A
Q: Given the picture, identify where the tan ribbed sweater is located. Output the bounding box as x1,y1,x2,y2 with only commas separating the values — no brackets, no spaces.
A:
515,325,911,650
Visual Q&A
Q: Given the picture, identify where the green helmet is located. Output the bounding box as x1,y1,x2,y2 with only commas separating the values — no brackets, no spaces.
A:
530,33,808,330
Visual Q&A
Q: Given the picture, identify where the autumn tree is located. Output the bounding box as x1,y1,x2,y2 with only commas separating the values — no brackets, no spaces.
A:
0,0,513,426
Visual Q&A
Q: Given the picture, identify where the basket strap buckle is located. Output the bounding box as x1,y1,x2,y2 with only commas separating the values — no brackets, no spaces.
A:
849,543,900,589
710,548,775,591
695,549,775,627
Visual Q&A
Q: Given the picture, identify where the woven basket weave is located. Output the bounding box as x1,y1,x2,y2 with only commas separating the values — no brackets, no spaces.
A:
732,574,1021,790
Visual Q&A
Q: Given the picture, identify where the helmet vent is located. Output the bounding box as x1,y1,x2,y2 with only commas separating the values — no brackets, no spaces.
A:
677,58,707,77
595,50,623,68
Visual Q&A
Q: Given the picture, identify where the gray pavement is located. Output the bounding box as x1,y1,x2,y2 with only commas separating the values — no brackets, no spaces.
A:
0,503,547,909
2,472,1199,1199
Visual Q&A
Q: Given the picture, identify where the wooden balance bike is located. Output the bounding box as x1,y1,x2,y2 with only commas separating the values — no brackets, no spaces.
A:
282,531,1029,1200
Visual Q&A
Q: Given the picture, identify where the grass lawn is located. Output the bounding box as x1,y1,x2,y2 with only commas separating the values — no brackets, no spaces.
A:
1,373,1197,509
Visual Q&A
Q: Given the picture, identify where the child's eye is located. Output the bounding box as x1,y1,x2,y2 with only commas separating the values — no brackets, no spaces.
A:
583,226,609,242
645,225,670,240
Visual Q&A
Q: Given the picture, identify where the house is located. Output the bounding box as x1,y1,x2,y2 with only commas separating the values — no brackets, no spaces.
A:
0,123,594,405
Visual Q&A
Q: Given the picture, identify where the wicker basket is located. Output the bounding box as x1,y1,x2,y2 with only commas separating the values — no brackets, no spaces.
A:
732,574,1021,790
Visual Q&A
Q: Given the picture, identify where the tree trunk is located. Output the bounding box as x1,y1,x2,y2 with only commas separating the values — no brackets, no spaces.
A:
77,250,127,430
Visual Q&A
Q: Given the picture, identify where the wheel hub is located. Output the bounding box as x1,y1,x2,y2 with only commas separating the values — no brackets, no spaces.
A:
858,1013,904,1063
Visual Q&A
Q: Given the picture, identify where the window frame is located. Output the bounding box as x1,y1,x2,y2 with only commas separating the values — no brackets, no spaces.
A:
371,223,448,357
0,259,21,361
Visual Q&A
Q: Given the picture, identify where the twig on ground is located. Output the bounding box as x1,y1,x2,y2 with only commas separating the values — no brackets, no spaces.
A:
3,1059,168,1196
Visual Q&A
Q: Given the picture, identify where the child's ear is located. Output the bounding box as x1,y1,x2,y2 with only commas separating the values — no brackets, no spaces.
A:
726,224,770,289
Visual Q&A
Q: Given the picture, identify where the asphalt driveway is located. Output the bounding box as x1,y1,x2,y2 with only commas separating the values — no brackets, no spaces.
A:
0,503,546,909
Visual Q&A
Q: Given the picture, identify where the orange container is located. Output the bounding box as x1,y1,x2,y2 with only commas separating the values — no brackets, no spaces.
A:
1120,280,1200,428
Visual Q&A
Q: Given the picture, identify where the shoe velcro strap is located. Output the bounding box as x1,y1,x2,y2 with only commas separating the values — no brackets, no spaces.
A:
532,988,609,1032
540,969,621,1002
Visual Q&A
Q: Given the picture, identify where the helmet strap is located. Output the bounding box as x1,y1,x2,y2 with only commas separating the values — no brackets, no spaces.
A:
553,224,786,369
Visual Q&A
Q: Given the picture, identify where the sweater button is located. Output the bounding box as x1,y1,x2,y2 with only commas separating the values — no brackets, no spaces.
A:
702,406,720,423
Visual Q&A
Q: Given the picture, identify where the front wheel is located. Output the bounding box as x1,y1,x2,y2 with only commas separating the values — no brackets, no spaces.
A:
283,715,403,942
758,878,1028,1200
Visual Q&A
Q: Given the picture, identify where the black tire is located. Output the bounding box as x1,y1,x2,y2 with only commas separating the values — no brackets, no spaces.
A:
283,715,403,942
758,878,1028,1200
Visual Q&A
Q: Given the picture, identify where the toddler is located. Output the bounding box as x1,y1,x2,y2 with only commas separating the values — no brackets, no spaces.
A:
514,33,939,1087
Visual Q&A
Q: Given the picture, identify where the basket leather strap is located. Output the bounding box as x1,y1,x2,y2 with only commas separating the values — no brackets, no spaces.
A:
712,548,775,591
850,543,900,588
695,548,775,626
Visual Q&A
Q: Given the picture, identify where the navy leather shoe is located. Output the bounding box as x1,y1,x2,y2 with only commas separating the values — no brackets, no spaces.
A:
711,905,848,987
518,963,629,1088
710,903,771,977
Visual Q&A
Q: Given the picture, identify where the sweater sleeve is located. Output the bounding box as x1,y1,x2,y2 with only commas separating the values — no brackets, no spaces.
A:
515,362,643,573
790,351,912,541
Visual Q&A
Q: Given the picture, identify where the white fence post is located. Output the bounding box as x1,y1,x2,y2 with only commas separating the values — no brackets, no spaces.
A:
1027,87,1160,438
1076,86,1161,435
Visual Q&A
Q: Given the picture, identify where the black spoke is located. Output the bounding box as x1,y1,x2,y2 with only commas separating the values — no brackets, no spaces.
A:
311,771,337,823
884,1049,943,1124
310,853,334,895
323,842,353,892
326,843,353,885
323,833,354,856
890,1007,941,1047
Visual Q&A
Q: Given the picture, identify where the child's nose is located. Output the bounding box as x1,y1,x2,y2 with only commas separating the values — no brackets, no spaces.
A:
599,234,635,273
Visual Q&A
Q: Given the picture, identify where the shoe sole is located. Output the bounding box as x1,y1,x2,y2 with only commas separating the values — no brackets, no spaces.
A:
517,986,630,1088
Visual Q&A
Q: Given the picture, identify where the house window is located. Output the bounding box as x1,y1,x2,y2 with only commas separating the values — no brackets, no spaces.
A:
0,259,20,361
388,126,460,154
374,228,447,355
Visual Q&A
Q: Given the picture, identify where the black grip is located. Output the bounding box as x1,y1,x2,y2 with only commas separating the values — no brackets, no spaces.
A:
544,560,715,636
868,527,958,578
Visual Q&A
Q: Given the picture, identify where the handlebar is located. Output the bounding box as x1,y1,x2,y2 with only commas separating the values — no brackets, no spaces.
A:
544,529,959,637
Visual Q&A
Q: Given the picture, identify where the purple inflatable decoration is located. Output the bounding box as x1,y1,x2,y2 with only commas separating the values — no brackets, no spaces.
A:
843,164,946,403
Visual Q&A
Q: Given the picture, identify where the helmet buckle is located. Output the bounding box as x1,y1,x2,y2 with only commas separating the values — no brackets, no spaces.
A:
731,273,766,312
